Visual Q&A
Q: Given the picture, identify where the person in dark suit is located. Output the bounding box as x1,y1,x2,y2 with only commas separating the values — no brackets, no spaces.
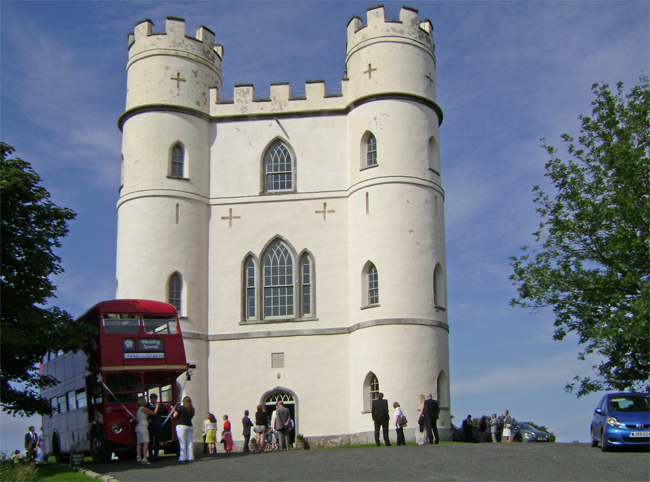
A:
371,392,391,447
242,410,254,452
423,392,440,444
24,426,36,460
274,402,292,451
146,393,167,461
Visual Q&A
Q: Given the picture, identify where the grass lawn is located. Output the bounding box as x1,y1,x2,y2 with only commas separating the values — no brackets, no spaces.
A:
36,464,98,481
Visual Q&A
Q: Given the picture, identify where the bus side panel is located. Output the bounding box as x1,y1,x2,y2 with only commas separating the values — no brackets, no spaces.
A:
41,351,92,456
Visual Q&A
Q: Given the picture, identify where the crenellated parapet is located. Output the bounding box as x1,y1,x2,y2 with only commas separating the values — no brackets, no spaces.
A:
127,17,223,69
346,6,434,59
210,79,349,118
123,17,223,114
344,5,438,105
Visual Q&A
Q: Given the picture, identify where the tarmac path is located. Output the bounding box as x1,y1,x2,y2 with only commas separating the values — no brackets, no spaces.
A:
85,443,649,482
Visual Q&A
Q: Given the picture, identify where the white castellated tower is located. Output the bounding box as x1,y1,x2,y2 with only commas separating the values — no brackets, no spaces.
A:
117,5,450,445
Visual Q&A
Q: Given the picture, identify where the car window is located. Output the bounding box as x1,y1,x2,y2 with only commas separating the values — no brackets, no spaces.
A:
608,395,650,412
517,423,537,431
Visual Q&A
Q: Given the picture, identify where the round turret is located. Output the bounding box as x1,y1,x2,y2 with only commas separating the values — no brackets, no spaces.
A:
346,6,437,102
116,18,218,426
123,17,223,116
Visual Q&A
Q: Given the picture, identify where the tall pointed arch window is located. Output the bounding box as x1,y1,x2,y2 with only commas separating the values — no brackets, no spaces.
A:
263,241,294,318
264,141,293,192
245,256,257,320
168,272,182,314
366,134,377,167
171,144,184,178
368,265,379,305
361,262,379,308
299,253,313,317
363,372,380,412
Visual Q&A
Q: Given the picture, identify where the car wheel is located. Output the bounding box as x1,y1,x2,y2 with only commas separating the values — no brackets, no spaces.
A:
600,430,610,452
514,434,523,442
590,427,598,447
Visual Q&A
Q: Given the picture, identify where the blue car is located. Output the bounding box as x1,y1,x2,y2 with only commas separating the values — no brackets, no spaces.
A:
590,392,650,452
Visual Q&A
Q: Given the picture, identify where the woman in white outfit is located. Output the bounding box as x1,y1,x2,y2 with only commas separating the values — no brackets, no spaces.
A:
502,410,513,442
135,397,160,465
393,401,406,446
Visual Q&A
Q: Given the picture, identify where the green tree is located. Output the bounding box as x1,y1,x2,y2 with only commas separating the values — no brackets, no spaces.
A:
509,77,650,397
1,142,92,416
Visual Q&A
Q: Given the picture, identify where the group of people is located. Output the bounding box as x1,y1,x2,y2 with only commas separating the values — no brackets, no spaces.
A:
202,413,235,453
252,401,293,452
462,410,514,443
371,392,441,447
135,394,196,464
23,426,45,463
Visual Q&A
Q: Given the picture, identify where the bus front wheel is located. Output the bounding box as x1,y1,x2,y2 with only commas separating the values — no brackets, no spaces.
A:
91,429,112,463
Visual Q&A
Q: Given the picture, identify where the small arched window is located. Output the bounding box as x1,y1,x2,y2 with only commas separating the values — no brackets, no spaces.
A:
366,134,377,167
171,144,184,178
362,261,379,308
264,141,293,192
368,265,379,305
363,372,380,412
168,272,182,314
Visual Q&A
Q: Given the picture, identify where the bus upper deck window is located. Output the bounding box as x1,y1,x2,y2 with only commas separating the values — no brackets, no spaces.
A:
143,316,178,335
103,314,140,334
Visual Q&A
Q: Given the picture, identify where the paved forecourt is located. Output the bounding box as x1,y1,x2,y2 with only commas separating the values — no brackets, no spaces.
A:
85,443,649,481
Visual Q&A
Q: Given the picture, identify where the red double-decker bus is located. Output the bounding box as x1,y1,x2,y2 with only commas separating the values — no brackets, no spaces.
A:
41,300,191,462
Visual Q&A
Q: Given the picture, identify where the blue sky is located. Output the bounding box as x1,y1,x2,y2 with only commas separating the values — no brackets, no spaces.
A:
1,1,648,454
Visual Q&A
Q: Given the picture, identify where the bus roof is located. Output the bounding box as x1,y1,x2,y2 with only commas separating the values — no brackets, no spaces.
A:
77,299,178,321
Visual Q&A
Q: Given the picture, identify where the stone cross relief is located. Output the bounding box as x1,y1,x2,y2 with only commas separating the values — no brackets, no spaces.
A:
171,72,186,88
364,63,377,79
221,208,241,227
315,202,335,221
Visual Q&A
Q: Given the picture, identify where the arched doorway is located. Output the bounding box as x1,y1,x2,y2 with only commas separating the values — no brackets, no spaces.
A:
261,388,297,446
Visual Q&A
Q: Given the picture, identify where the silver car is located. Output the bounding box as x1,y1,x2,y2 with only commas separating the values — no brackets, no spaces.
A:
512,422,551,442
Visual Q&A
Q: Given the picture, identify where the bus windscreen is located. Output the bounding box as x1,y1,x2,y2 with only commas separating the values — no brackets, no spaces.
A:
105,373,142,403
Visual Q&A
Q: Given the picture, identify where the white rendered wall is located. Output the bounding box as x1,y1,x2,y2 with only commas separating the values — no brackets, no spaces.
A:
117,7,450,444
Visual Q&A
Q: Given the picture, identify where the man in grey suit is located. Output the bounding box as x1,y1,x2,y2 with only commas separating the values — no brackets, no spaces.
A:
274,402,292,451
423,392,440,444
371,392,392,447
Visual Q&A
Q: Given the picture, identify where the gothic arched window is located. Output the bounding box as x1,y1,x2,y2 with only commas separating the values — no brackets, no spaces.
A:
170,143,184,178
168,272,182,314
366,134,377,167
368,264,379,305
361,261,379,308
363,372,380,412
244,256,257,320
264,141,293,192
263,241,294,318
299,253,313,317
